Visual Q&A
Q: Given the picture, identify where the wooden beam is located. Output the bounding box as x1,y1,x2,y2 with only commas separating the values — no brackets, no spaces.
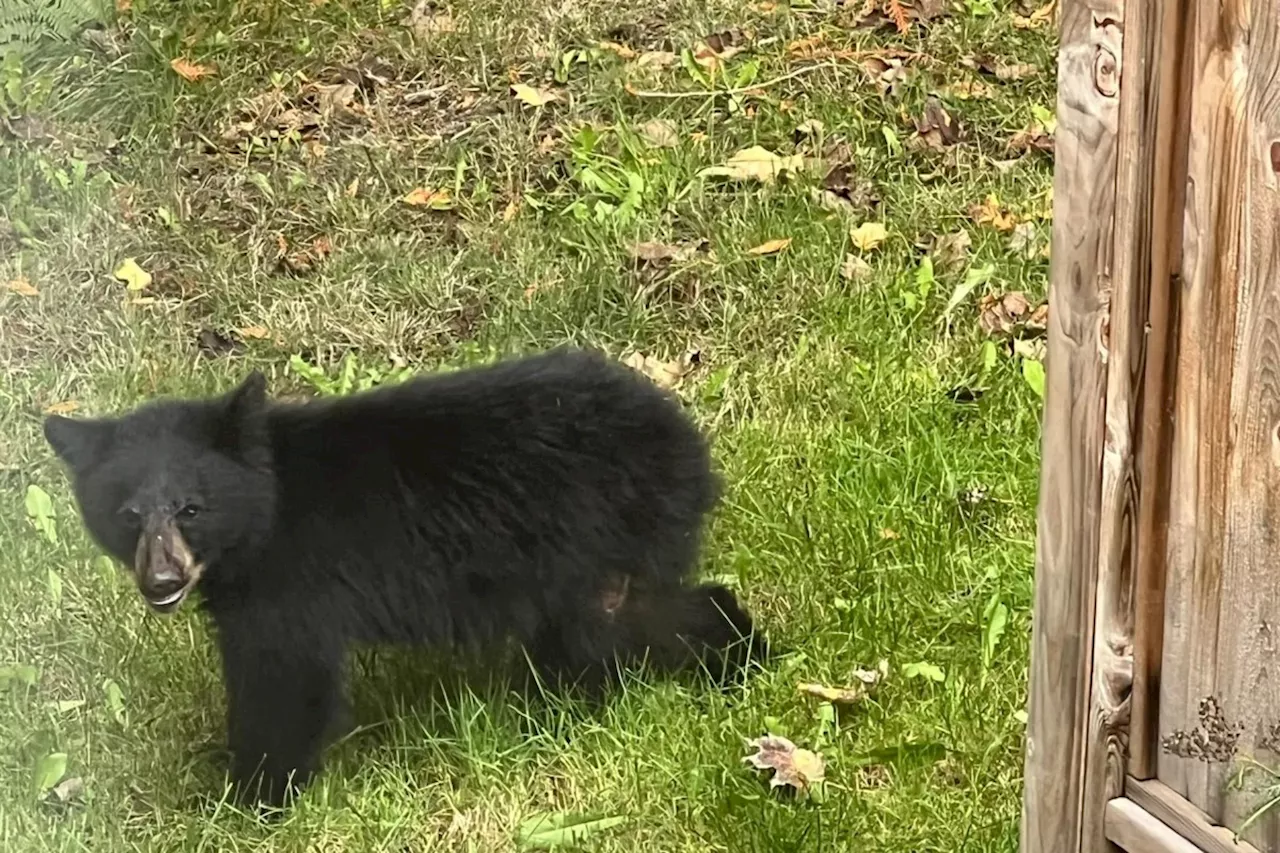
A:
1105,798,1206,853
1126,777,1262,853
1127,0,1194,783
1019,0,1122,850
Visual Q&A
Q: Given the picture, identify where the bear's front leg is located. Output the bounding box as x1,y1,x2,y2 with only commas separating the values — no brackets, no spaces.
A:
216,620,344,809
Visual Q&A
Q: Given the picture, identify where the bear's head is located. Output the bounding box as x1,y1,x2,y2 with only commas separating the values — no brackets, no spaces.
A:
44,372,277,613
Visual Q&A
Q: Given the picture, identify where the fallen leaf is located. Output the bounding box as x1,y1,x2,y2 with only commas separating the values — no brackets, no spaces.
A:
236,325,270,339
970,194,1017,231
4,277,38,296
502,198,521,222
403,187,454,209
693,28,747,69
979,291,1032,335
633,50,678,69
794,118,825,138
598,40,638,59
931,230,972,272
113,258,152,292
862,55,907,97
747,237,792,256
1013,0,1056,28
32,752,67,795
798,682,870,704
942,78,992,100
312,82,359,117
638,119,679,148
914,95,962,150
170,57,214,82
47,775,84,804
1014,337,1048,361
197,328,241,358
402,0,456,37
622,350,698,389
743,735,826,792
628,240,707,265
511,83,559,107
963,54,1039,81
517,812,626,850
699,145,803,184
880,527,900,539
1008,221,1041,258
1022,358,1046,397
44,401,80,415
841,254,872,281
1008,122,1055,155
850,221,888,252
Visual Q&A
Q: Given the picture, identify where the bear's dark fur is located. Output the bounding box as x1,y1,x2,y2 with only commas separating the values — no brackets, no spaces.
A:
43,348,763,808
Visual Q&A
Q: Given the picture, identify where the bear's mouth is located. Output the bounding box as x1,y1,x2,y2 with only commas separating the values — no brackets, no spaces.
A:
134,519,204,614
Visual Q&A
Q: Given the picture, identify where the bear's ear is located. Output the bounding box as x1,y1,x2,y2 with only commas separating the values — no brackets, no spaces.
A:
44,415,115,471
214,371,270,460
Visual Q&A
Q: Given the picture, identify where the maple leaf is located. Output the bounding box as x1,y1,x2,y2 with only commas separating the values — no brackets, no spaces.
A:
743,735,826,793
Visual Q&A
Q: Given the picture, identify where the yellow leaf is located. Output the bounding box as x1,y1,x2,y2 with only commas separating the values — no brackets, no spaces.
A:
113,258,152,292
797,682,869,704
403,187,454,209
970,194,1018,231
747,238,792,256
699,145,803,185
44,400,80,415
511,83,559,107
850,222,888,252
237,325,270,339
622,350,698,390
4,277,38,297
598,41,637,59
170,57,214,82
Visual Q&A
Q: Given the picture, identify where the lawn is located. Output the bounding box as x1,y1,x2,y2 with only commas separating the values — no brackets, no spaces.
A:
0,0,1055,849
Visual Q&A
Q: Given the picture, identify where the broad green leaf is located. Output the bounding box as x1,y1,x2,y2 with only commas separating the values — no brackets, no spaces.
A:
1022,358,1046,398
903,661,945,682
25,485,58,544
0,664,39,688
103,679,126,726
32,752,67,795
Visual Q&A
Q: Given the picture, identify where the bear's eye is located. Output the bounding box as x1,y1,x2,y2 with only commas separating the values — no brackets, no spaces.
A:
176,504,201,520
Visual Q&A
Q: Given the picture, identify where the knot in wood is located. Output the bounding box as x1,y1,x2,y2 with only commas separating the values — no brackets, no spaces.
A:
1093,46,1119,97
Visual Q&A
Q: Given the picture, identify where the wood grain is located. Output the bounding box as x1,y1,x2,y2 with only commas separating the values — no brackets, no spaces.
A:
1019,0,1121,849
1105,798,1206,853
1127,777,1263,853
1128,0,1194,781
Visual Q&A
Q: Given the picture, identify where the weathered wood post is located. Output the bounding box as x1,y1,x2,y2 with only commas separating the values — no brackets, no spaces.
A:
1018,0,1280,848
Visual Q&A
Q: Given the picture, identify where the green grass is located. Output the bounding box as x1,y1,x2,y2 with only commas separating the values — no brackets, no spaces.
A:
0,0,1055,849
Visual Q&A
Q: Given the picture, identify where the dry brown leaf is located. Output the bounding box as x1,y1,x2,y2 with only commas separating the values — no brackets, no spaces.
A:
634,51,678,69
978,291,1050,338
699,146,803,184
963,53,1039,81
170,57,214,82
1008,122,1055,154
44,400,79,415
862,56,907,97
115,0,132,11
237,325,270,339
403,187,454,209
622,350,698,389
1013,0,1056,28
693,28,747,70
930,230,972,272
798,660,887,704
4,277,38,297
403,0,456,37
1008,221,1040,258
598,40,637,59
914,95,962,150
841,254,872,281
628,240,707,265
747,238,792,256
502,198,521,222
970,194,1017,231
942,78,991,100
638,119,679,148
743,735,826,792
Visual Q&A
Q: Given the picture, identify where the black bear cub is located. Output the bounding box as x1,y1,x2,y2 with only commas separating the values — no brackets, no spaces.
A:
44,347,763,808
